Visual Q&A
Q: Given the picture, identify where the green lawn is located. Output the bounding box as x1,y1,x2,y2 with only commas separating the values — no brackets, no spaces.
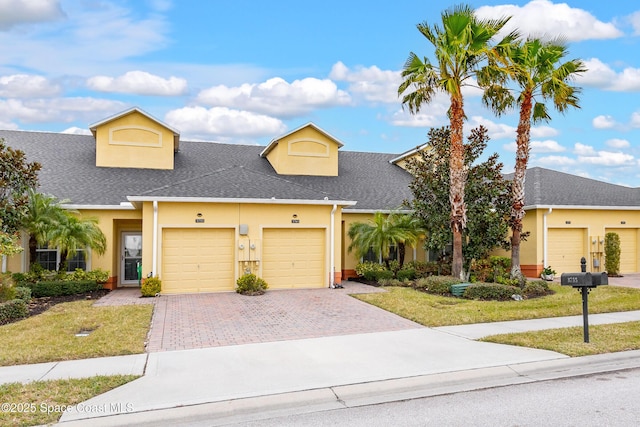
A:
354,284,640,356
0,375,139,427
0,300,153,366
353,284,640,327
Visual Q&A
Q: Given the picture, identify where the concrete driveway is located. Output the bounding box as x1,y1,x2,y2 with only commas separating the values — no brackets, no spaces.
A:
145,281,422,352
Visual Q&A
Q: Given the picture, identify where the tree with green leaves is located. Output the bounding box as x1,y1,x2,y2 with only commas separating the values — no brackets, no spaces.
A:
0,139,40,239
405,126,511,276
398,4,514,279
479,38,585,279
49,213,107,271
348,211,423,269
23,189,106,271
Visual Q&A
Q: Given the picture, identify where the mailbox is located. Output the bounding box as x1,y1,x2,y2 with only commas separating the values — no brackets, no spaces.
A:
561,272,592,287
591,272,608,286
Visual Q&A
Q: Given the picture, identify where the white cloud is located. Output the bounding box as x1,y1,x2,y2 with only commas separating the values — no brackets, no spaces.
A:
0,74,60,97
579,58,640,91
0,2,169,76
0,0,64,30
469,116,516,140
629,11,640,36
196,77,351,118
164,106,287,140
578,151,636,166
62,126,91,135
631,112,640,128
330,61,400,104
87,71,187,96
592,115,617,129
572,142,636,167
530,125,559,138
605,138,630,149
573,142,597,156
389,108,445,128
533,155,576,166
476,0,623,42
531,140,566,153
0,97,126,123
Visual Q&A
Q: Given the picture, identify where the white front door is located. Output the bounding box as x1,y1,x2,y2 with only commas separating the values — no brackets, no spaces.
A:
121,232,142,286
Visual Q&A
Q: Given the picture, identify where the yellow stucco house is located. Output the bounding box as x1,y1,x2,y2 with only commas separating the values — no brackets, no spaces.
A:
1,107,638,292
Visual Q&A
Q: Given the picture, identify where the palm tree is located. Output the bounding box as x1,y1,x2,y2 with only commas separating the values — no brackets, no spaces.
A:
348,212,419,269
49,214,107,271
398,4,512,279
22,189,69,266
479,38,585,278
388,213,425,268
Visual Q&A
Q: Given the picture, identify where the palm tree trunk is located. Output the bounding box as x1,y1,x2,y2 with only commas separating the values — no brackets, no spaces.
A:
398,243,406,268
450,94,467,280
510,91,533,279
28,235,37,268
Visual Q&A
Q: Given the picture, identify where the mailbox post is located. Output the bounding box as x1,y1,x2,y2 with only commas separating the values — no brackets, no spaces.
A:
560,272,608,343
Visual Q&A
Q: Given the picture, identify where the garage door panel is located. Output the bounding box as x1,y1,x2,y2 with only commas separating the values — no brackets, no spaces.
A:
548,229,586,275
605,228,638,274
263,228,325,289
162,228,235,293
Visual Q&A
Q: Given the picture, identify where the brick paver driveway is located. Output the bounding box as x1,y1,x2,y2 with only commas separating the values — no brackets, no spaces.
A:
145,281,422,352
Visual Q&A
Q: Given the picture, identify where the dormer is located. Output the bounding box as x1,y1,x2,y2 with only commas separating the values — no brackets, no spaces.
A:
260,123,343,176
390,143,431,171
90,107,180,170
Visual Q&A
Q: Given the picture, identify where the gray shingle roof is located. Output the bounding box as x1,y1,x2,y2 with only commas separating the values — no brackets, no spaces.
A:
4,130,637,211
0,129,412,211
507,167,640,207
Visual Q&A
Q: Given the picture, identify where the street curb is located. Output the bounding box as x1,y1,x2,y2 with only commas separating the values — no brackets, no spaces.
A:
56,350,640,426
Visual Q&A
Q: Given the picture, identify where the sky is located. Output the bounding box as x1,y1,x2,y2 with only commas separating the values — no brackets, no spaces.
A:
1,0,639,188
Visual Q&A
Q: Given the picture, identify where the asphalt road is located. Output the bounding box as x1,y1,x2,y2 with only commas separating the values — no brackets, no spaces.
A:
232,367,640,427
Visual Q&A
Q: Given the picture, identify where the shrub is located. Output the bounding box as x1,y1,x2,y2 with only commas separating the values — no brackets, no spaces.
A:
396,268,416,281
0,299,28,323
415,276,462,296
378,278,406,287
141,276,162,297
355,262,386,280
605,232,621,276
523,280,553,298
463,283,521,301
28,280,102,298
86,268,110,284
13,286,32,302
374,269,394,282
405,261,440,278
236,273,269,295
0,273,16,302
11,272,29,286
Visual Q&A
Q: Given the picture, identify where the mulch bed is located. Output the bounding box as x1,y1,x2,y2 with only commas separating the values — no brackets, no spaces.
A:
1,289,111,326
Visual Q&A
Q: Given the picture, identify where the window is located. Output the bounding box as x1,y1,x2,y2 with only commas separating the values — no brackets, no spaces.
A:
65,249,87,271
35,244,57,271
362,245,399,263
35,245,88,271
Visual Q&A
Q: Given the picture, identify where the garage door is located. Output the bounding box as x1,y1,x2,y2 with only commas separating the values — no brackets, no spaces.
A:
548,228,586,275
605,228,638,274
262,228,325,289
162,228,235,293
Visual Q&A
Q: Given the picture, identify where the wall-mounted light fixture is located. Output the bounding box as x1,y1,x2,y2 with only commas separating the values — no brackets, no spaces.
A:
621,221,626,224
197,213,203,218
565,221,571,224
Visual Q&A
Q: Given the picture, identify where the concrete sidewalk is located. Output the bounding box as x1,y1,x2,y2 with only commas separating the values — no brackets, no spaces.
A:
37,310,640,426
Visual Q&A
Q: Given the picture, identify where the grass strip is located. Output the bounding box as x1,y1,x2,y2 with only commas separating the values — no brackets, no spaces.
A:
353,284,640,327
0,301,153,366
481,321,640,357
0,375,139,427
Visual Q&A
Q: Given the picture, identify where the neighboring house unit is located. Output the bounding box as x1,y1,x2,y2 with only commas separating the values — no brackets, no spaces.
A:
1,107,639,292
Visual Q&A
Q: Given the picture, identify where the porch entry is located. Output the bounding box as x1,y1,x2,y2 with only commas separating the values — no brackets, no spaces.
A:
121,232,142,286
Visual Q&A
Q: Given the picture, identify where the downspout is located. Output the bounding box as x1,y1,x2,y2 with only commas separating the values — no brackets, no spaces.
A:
543,208,553,269
1,256,6,273
152,200,158,277
330,204,337,288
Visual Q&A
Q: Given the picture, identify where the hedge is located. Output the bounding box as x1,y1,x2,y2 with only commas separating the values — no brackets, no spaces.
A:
463,283,521,301
415,276,463,296
0,299,28,323
28,280,102,298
